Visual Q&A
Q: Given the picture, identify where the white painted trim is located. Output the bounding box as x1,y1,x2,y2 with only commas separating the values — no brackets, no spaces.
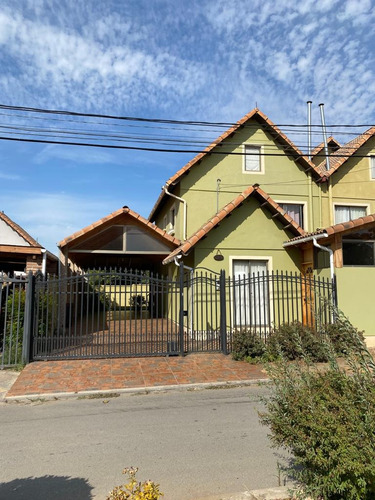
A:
242,144,265,175
275,199,308,232
368,155,375,181
333,202,369,224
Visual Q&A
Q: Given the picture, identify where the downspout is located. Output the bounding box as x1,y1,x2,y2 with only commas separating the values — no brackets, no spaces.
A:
312,236,337,309
41,248,47,276
163,185,187,241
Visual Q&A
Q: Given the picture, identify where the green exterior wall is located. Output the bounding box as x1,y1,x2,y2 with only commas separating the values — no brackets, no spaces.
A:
190,196,302,275
336,267,375,336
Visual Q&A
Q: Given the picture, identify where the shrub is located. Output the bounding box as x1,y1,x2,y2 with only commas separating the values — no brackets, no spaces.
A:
260,315,375,499
231,330,266,361
267,321,329,362
107,467,163,500
2,288,26,365
323,316,365,356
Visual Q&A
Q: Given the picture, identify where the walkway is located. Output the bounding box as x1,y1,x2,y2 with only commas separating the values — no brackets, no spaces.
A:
6,354,268,399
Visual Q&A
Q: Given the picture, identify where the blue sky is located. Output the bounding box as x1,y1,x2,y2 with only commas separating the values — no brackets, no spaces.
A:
0,0,374,252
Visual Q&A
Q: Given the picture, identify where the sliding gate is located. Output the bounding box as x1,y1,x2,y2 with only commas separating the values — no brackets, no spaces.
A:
30,266,335,361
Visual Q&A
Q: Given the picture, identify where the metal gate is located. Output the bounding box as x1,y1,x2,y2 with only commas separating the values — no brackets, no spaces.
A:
30,265,335,361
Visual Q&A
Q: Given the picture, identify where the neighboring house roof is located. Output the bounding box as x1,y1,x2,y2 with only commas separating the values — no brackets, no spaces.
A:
0,211,42,248
285,213,375,246
310,136,341,161
163,184,306,264
149,108,319,221
59,206,181,249
316,126,375,178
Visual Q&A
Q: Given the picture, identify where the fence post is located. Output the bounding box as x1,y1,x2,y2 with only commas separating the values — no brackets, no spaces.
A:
179,262,185,356
219,270,228,355
22,271,36,364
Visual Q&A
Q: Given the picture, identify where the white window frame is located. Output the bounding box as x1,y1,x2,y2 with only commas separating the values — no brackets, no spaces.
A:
369,155,375,181
242,144,264,175
333,203,369,224
229,255,273,330
276,200,308,231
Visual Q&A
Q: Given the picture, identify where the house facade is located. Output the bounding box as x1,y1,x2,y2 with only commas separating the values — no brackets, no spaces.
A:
59,108,375,338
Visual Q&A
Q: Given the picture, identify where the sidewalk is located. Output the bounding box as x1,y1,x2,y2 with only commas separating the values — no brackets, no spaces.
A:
4,353,269,401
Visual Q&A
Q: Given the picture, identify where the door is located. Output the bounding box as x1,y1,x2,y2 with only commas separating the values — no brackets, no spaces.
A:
233,260,269,328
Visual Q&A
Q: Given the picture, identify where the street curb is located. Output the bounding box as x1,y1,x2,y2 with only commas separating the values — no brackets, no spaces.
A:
4,378,270,403
195,485,290,499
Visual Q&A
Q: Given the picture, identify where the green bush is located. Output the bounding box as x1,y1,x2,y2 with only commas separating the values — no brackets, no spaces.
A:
267,321,329,362
231,330,266,361
323,317,365,355
260,315,375,499
2,288,26,365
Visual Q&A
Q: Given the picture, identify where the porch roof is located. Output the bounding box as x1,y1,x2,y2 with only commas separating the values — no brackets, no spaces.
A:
59,206,181,250
285,213,375,247
163,184,306,264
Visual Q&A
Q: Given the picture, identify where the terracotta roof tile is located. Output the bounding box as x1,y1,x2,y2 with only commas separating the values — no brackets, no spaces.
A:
310,136,341,160
59,206,181,249
163,185,305,264
0,211,42,248
149,108,319,221
316,127,375,178
286,213,375,244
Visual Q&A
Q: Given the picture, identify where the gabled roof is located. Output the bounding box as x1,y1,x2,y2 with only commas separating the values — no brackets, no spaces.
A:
310,136,341,161
285,213,375,246
0,211,42,248
149,108,318,221
163,184,306,264
316,126,375,178
59,206,181,249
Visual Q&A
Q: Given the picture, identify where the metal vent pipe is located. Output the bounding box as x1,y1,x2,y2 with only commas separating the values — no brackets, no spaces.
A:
319,103,330,171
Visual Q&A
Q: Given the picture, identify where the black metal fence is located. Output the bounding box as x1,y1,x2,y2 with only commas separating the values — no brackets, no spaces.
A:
30,266,334,361
0,266,335,365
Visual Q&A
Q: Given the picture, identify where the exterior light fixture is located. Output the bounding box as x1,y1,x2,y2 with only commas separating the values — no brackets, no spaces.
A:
214,249,224,261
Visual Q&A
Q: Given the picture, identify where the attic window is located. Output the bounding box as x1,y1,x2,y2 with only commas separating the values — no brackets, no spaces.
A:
370,156,375,180
244,145,262,173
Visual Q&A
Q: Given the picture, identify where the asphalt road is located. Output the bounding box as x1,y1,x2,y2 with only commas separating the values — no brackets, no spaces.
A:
0,385,287,500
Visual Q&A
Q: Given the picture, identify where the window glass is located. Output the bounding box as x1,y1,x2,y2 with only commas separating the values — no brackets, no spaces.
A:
343,240,374,266
279,203,304,228
244,146,261,172
335,205,366,224
233,259,269,326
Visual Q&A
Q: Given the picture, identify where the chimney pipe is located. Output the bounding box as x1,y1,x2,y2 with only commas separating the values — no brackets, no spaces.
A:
319,103,330,171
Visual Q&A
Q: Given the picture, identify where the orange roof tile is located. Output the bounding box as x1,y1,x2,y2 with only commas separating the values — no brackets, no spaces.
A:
310,136,341,161
0,211,42,248
316,127,375,178
59,206,181,249
162,185,306,264
286,213,375,245
149,108,319,221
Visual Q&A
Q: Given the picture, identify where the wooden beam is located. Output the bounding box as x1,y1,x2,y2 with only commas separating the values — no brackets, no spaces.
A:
0,245,42,255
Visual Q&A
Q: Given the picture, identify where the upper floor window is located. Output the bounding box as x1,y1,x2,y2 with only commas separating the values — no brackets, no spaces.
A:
244,145,262,173
335,205,367,224
370,156,375,180
279,203,304,228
